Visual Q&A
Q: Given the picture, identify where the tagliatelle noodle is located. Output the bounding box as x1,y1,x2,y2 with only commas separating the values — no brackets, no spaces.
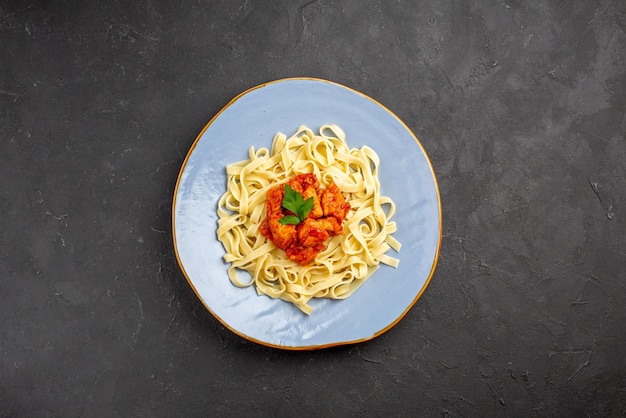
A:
216,125,401,314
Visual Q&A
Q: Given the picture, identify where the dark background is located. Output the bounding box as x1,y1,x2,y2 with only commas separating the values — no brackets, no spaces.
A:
2,0,625,416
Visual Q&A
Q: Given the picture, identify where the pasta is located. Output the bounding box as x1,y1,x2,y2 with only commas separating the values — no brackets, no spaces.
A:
216,125,400,314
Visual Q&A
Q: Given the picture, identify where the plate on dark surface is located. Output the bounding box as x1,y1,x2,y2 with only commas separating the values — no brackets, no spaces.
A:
172,78,441,349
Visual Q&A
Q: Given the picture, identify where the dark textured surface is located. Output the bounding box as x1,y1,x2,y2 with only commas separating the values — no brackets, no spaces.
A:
1,1,625,416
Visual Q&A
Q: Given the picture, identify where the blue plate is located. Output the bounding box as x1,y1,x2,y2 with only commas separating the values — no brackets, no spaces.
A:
173,78,441,349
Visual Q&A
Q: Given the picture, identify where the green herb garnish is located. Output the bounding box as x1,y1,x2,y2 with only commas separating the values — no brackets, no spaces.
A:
278,184,314,225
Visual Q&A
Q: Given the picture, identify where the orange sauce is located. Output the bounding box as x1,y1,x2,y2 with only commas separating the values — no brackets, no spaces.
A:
260,173,350,265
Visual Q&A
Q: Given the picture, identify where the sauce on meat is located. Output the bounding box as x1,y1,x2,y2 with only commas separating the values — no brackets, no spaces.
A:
261,173,350,265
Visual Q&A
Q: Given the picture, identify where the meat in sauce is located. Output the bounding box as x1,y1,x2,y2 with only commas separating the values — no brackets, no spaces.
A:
261,173,350,265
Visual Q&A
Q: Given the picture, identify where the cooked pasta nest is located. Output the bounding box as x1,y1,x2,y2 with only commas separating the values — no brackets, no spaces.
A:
217,125,400,314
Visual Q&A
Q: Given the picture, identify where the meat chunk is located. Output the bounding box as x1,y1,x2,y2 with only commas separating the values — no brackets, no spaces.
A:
262,185,296,250
321,181,350,221
297,218,330,248
286,244,320,266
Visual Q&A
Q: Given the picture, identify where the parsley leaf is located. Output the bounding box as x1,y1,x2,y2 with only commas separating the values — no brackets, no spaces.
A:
281,184,314,225
278,215,301,225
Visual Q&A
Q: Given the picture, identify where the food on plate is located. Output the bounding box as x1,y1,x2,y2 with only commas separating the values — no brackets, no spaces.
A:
216,125,400,314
